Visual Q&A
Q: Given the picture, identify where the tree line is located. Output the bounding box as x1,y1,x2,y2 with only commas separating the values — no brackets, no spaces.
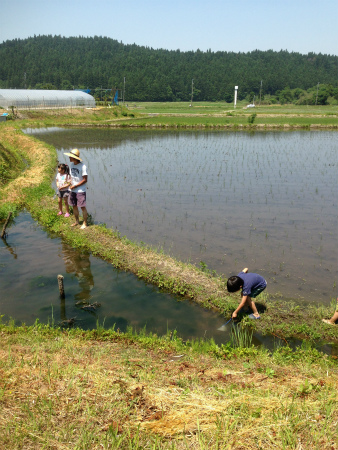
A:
0,35,337,104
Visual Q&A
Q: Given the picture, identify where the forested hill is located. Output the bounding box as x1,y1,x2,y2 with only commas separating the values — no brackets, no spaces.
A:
0,35,337,102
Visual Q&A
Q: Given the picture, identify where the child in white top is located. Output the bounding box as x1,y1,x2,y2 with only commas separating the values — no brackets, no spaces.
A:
56,164,71,217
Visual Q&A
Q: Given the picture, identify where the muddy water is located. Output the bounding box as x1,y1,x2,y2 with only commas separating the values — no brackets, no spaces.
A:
26,128,338,305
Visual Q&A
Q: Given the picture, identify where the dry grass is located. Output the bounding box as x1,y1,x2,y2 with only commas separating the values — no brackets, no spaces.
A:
0,125,55,204
1,327,338,449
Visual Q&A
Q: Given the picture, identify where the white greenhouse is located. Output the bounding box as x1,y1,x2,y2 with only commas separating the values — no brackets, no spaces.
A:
0,89,96,110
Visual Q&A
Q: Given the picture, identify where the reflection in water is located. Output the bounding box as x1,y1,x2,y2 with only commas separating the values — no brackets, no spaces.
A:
1,238,18,259
60,297,66,321
0,213,229,342
62,243,94,302
60,242,94,321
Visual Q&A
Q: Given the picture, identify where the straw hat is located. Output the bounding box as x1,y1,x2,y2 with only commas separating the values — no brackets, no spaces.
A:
64,148,82,161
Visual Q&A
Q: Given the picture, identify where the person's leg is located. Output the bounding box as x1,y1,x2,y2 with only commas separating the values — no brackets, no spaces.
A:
64,197,70,214
76,193,88,229
58,197,63,214
245,296,260,317
330,311,338,323
72,206,80,226
323,309,338,325
80,207,88,229
323,298,338,325
69,192,79,226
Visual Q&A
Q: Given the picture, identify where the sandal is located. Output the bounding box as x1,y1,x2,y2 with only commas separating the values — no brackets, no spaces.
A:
248,313,261,319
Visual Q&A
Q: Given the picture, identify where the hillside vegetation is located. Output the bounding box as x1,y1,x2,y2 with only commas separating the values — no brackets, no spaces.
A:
0,35,337,103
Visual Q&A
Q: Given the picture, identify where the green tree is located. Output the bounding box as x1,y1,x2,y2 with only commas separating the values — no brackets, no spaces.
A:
61,79,73,90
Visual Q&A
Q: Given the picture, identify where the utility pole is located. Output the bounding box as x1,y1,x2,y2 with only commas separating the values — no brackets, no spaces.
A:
190,79,194,106
24,72,27,89
315,82,319,105
259,80,262,106
123,77,126,105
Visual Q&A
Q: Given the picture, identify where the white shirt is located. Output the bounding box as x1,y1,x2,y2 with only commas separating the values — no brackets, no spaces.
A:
56,173,70,191
70,161,88,193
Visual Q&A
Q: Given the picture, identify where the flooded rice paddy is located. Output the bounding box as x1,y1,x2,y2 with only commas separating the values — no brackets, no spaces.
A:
26,128,338,305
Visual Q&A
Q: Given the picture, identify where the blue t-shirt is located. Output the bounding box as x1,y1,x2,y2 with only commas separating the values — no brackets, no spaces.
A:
237,272,266,296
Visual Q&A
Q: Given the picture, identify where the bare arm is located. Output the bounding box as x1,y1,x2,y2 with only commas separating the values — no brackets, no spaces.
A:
58,175,71,190
70,175,88,190
232,295,248,318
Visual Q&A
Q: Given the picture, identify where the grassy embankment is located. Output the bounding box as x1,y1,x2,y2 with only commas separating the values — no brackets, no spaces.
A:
1,109,338,448
1,318,338,449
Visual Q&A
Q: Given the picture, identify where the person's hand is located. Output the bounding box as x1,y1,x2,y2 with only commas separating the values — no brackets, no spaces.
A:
232,311,237,319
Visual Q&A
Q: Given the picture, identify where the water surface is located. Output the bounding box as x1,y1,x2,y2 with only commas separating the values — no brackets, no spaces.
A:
0,212,231,343
2,212,338,354
25,128,338,304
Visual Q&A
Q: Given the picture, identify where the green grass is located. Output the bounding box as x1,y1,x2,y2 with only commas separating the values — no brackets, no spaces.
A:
1,320,338,449
0,132,26,188
115,114,338,128
127,101,338,116
127,100,236,114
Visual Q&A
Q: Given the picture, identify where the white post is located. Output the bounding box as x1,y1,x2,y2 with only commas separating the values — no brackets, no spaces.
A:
234,86,238,108
190,79,194,106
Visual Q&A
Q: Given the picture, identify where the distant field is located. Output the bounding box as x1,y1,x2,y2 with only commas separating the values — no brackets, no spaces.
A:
3,101,337,128
127,101,338,117
116,107,338,128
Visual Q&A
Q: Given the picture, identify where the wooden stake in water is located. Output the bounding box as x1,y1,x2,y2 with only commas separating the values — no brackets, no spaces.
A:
1,211,12,239
57,274,65,298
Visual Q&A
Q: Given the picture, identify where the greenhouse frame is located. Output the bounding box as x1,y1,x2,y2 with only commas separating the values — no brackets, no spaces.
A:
0,89,96,110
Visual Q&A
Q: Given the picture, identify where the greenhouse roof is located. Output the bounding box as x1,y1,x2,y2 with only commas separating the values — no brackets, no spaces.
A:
0,89,96,109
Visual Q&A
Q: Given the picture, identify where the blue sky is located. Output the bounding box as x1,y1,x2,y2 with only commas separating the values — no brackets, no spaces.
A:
0,0,337,55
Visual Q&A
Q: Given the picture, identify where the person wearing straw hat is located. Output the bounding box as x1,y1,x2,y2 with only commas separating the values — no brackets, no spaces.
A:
64,148,88,229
